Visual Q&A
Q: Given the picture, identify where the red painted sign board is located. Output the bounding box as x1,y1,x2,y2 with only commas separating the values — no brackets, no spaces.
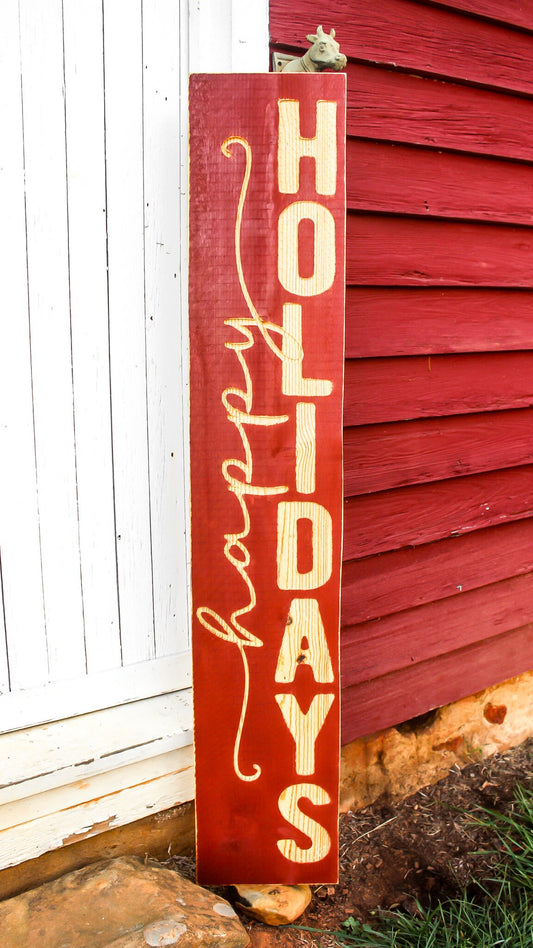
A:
189,73,346,885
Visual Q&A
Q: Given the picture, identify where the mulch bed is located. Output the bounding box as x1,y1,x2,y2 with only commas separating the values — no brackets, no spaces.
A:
166,736,533,946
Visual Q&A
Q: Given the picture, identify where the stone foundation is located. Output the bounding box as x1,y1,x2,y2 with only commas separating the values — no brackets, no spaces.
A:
2,671,532,901
340,670,533,812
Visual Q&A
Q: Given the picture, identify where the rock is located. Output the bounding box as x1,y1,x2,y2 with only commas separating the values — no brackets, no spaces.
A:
0,855,249,947
232,884,312,926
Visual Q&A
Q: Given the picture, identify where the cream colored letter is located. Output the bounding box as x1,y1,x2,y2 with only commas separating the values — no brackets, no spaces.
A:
296,402,316,494
275,598,334,683
276,693,335,775
277,501,333,590
277,783,331,863
278,202,336,297
278,99,337,195
282,304,332,398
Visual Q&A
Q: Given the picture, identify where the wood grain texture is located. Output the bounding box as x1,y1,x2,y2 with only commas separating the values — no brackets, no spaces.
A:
189,74,345,884
342,571,533,687
103,0,155,666
143,0,189,660
2,0,192,729
346,214,533,287
0,0,48,693
341,622,533,743
345,288,533,357
343,465,533,559
345,354,533,426
421,1,533,33
62,0,121,675
0,692,192,807
345,62,533,160
270,0,533,95
346,139,533,225
18,0,86,684
0,746,193,870
342,519,533,625
344,409,533,496
0,802,194,903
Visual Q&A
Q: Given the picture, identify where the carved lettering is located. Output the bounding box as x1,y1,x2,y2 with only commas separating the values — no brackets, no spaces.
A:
277,783,332,863
278,99,337,195
276,693,335,775
282,304,332,397
277,501,333,590
275,598,334,683
278,202,336,297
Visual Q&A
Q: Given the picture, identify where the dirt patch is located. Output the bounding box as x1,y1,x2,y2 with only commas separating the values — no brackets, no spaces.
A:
166,736,533,946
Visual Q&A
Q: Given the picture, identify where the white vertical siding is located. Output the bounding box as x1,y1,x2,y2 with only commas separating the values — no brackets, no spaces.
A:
19,0,87,683
103,0,156,666
143,0,189,659
188,0,269,72
1,0,197,727
0,0,48,695
0,557,10,696
63,0,122,675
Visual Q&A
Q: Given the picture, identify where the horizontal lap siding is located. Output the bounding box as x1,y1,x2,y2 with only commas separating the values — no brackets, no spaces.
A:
270,0,533,742
270,0,533,92
345,359,533,424
421,2,533,33
346,64,533,160
344,412,533,494
347,140,533,225
344,466,533,559
346,289,533,357
343,623,533,740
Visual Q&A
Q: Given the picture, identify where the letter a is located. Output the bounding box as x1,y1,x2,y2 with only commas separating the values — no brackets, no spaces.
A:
275,598,334,683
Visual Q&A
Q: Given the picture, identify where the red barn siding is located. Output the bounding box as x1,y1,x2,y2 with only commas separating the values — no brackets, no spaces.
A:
346,288,533,357
344,466,533,558
270,0,533,743
422,2,533,33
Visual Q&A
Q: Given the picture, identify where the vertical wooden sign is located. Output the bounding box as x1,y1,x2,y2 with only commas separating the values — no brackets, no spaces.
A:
189,74,346,885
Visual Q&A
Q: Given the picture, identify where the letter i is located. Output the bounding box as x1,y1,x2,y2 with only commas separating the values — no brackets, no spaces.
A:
296,402,316,494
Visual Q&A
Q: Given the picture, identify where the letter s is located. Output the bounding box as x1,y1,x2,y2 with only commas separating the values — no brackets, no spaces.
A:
277,782,331,863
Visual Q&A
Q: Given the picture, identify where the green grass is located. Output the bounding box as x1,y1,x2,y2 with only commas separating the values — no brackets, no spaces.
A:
297,784,533,947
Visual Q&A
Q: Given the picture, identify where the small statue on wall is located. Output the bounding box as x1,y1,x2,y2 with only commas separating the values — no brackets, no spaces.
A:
281,26,347,73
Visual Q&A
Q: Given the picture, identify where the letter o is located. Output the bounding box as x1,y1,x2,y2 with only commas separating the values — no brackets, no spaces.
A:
278,202,336,297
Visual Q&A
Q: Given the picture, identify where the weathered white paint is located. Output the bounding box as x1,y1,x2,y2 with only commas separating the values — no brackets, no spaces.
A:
0,692,194,870
0,0,47,696
0,0,268,870
188,0,269,72
0,747,194,868
63,0,122,674
104,0,156,666
143,0,189,659
19,0,87,685
0,693,192,808
1,0,197,722
0,653,191,735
